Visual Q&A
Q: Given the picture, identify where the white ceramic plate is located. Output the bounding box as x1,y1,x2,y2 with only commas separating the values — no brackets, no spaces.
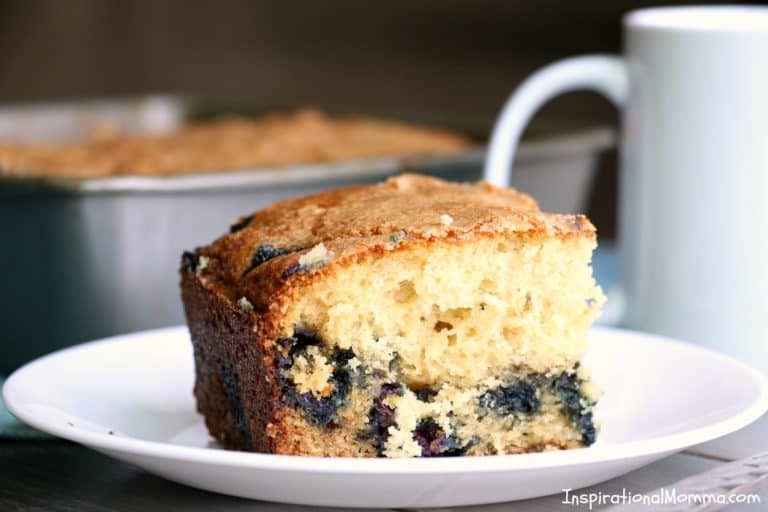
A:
4,326,767,508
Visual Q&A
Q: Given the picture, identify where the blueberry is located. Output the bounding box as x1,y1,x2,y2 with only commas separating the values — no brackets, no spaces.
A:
578,412,597,446
380,382,404,397
412,418,466,457
286,386,344,426
276,333,322,368
363,383,402,454
554,372,597,446
246,244,303,274
480,381,540,415
282,264,302,278
180,250,199,273
479,373,597,445
276,334,355,426
330,347,355,367
554,372,582,410
412,418,442,456
219,361,253,449
229,214,254,233
364,386,467,457
366,397,397,452
415,388,438,402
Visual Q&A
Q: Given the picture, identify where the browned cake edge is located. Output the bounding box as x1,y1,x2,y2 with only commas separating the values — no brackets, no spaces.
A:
181,274,278,452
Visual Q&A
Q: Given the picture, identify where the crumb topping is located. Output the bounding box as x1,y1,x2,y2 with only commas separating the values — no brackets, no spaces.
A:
195,256,209,275
298,243,333,268
237,297,254,313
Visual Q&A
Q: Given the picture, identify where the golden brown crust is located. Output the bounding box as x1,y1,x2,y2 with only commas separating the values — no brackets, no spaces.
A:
198,173,594,311
0,109,470,178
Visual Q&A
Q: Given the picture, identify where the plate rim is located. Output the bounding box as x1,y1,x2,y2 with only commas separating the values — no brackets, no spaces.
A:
4,325,767,474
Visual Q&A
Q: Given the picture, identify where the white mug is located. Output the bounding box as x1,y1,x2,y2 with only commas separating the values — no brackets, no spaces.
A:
484,6,768,372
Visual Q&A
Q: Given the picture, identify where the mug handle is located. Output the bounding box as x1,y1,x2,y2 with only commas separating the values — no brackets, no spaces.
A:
484,55,629,326
484,55,628,186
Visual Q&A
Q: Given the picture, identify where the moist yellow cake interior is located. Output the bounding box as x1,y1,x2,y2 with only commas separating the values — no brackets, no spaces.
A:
286,235,603,385
272,233,604,457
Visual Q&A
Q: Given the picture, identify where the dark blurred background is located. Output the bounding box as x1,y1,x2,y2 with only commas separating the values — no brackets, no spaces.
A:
0,0,739,233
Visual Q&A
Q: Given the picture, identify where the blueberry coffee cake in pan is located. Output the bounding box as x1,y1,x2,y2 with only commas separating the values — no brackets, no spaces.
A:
0,109,469,178
180,174,604,457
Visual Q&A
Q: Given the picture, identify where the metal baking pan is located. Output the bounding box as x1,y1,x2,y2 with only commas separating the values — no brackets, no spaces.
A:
0,95,614,372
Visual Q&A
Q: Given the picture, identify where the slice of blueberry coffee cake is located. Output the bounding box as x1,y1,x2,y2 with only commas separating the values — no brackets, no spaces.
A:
180,174,604,457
